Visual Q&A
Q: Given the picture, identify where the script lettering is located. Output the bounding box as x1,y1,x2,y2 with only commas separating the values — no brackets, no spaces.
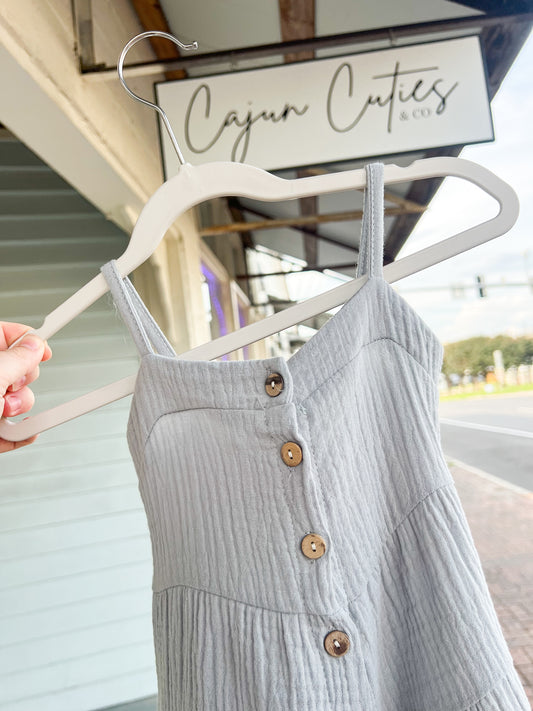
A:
327,61,458,134
185,84,309,162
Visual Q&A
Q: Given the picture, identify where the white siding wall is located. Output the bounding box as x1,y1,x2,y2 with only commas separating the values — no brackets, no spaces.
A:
0,137,157,710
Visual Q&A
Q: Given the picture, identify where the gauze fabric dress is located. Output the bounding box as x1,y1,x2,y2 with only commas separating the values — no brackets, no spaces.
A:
100,163,529,711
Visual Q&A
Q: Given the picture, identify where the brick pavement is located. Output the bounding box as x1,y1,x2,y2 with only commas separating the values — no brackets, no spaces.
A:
450,462,533,708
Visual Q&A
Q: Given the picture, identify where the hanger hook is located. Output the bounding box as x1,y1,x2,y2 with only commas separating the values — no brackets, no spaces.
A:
118,31,198,166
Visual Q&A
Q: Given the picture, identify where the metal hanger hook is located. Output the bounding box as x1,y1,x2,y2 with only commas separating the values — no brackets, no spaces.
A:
118,31,198,165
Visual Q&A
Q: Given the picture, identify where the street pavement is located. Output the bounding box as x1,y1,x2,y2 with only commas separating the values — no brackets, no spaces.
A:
439,392,533,491
439,389,532,706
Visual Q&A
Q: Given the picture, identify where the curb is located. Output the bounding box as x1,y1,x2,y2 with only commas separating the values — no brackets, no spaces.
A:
446,457,533,498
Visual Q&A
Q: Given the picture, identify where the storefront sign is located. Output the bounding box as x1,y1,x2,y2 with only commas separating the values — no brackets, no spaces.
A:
155,35,493,175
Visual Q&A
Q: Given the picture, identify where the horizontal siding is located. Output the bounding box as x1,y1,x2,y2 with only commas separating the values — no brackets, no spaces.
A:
0,235,127,265
0,214,121,239
0,137,157,710
1,309,137,338
0,560,153,616
0,505,148,556
0,141,45,165
3,670,157,711
19,334,138,362
0,294,116,322
0,484,145,533
23,356,139,393
3,437,133,476
4,640,155,701
3,588,152,644
0,456,136,500
0,261,114,290
0,167,70,191
0,189,94,215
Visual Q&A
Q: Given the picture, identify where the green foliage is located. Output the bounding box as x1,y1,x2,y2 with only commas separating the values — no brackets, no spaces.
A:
442,335,533,375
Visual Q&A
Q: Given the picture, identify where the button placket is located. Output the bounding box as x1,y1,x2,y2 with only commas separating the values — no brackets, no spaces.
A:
264,373,348,656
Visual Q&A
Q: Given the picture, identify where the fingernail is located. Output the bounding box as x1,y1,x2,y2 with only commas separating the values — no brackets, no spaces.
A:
19,335,43,351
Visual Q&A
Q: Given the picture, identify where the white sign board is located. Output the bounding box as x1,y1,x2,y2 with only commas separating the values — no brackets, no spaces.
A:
155,35,493,176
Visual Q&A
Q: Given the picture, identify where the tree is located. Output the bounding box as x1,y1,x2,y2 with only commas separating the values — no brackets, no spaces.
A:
442,335,533,376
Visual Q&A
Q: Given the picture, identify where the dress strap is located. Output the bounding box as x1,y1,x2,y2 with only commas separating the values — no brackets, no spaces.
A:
100,260,176,358
355,162,385,279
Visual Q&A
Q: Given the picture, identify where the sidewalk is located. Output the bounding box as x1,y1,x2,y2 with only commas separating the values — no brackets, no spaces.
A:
449,461,533,708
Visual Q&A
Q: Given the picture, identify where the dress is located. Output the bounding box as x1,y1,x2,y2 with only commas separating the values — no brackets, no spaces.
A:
100,163,529,711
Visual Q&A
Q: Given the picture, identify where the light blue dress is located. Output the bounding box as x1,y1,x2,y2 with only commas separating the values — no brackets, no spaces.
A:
101,163,529,710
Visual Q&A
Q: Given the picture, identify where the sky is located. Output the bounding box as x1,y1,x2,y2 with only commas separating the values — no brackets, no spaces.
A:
285,29,533,346
394,29,533,344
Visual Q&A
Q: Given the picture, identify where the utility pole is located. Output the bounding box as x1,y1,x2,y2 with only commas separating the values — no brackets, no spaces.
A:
493,349,505,386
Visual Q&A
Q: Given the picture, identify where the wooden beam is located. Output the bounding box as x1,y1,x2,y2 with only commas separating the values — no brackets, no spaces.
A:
231,199,360,250
236,262,358,280
129,0,186,80
72,0,96,71
383,190,427,213
200,204,426,237
278,0,315,63
84,14,533,77
278,1,317,261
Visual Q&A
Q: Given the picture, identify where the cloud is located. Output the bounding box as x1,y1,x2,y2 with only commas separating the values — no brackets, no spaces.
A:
442,291,533,341
394,32,533,342
397,286,533,342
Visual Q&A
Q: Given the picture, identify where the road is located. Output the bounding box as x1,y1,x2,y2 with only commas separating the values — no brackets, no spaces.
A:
438,392,533,492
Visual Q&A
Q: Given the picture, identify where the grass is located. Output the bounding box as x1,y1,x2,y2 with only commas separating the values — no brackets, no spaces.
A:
439,382,533,402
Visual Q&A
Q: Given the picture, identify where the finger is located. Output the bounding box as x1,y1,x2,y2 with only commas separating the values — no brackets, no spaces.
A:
7,365,40,393
0,322,31,349
3,385,35,417
1,323,52,362
42,342,53,362
0,335,45,395
0,434,38,454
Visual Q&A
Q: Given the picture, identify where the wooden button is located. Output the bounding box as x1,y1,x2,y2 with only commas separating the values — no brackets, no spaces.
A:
324,630,350,657
280,441,302,466
301,533,326,559
265,372,284,397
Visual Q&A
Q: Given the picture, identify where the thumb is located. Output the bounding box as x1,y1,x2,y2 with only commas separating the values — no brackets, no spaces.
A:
0,335,45,397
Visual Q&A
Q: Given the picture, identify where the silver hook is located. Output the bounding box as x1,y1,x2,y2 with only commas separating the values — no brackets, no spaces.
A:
118,31,198,166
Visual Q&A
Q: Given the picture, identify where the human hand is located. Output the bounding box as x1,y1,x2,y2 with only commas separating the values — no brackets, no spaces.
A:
0,322,52,453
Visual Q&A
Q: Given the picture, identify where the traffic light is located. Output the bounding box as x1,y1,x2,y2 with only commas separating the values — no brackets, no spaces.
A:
475,275,487,298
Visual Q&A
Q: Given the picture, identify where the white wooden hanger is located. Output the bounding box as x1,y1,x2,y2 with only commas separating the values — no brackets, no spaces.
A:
0,32,519,442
